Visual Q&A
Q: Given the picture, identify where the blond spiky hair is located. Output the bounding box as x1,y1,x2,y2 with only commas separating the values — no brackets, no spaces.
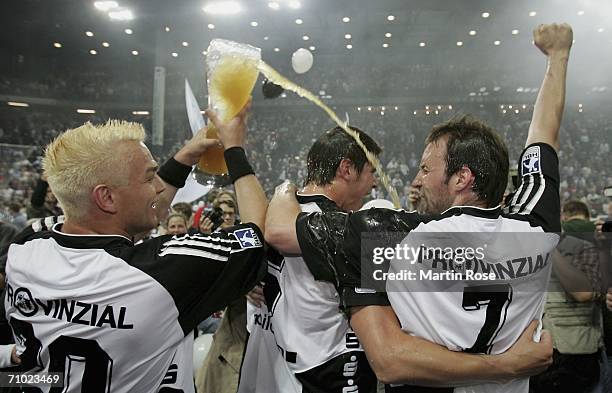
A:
43,120,146,220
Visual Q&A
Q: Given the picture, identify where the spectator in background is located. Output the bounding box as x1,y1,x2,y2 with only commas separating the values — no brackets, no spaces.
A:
531,200,604,393
26,174,62,219
165,212,188,236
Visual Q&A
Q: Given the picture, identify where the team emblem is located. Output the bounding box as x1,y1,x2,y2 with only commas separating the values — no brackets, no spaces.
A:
521,145,541,176
14,287,38,317
232,228,262,249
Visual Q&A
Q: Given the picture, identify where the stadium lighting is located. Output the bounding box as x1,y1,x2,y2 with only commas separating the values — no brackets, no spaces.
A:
309,46,315,51
171,52,178,57
512,29,519,35
342,17,350,23
132,111,149,115
383,43,389,48
419,42,426,47
182,41,189,46
387,15,395,21
77,109,96,114
274,47,280,52
7,101,29,107
577,10,585,16
481,12,490,18
302,35,309,40
251,21,258,27
345,33,352,39
89,49,97,55
268,2,279,10
131,50,139,55
203,1,242,15
109,8,134,21
102,42,110,47
85,31,94,37
289,1,301,9
456,41,463,46
295,18,303,24
597,28,604,33
469,30,477,36
207,23,215,29
529,11,536,16
165,26,171,32
124,28,133,34
385,32,392,38
94,1,118,12
346,44,352,49
494,40,501,46
53,42,62,48
263,36,269,40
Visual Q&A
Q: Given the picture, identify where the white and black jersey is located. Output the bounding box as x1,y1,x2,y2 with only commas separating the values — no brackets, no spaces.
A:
238,194,376,393
297,143,561,393
4,217,265,393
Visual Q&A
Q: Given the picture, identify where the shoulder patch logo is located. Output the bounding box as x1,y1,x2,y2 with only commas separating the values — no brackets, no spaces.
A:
522,145,541,176
232,228,262,249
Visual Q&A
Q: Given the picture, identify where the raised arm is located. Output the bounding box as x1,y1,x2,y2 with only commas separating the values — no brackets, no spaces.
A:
526,23,573,151
264,182,301,254
207,100,267,230
351,306,553,387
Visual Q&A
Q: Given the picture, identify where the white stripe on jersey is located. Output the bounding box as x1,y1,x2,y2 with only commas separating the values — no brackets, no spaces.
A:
520,174,545,216
161,239,233,252
158,246,229,261
511,175,534,213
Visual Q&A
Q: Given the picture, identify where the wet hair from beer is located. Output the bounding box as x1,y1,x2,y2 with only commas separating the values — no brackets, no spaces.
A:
305,126,381,186
43,120,146,220
426,115,509,208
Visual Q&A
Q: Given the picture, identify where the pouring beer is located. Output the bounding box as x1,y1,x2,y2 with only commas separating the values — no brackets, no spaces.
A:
198,39,261,176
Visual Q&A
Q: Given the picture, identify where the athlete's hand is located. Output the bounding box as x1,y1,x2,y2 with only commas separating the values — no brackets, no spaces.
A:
533,23,573,56
246,284,266,308
498,320,553,379
606,288,612,311
206,97,252,149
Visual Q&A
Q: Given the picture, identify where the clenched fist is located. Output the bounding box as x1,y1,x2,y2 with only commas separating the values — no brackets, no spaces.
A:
533,23,573,56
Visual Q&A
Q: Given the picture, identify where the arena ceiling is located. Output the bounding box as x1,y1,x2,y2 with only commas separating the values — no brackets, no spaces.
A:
0,0,611,103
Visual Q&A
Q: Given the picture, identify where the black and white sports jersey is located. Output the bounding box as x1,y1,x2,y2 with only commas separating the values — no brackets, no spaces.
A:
238,194,376,393
4,218,265,393
297,143,561,393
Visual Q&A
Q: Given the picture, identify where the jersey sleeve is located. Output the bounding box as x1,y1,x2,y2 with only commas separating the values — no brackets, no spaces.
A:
508,143,561,232
129,223,266,334
296,210,348,283
338,210,392,311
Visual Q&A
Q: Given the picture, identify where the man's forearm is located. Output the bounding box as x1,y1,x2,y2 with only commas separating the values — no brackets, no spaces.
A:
526,23,573,150
351,306,512,386
234,174,267,230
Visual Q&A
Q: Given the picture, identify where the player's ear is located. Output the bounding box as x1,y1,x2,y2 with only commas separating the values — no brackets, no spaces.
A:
336,158,355,181
452,165,476,193
92,184,119,214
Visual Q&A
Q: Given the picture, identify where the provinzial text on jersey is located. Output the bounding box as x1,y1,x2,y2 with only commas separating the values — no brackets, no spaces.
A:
6,284,134,329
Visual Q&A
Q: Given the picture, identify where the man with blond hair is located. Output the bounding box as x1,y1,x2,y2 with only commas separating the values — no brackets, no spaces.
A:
4,102,268,392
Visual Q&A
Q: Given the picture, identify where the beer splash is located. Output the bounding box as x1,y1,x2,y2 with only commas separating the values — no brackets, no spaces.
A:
257,60,401,209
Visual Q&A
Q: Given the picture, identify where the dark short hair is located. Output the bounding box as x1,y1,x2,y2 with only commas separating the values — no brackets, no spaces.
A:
171,202,193,221
305,126,381,186
426,115,509,207
562,200,590,219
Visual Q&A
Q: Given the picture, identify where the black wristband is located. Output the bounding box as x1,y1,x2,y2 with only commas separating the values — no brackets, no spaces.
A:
158,157,192,189
224,147,254,183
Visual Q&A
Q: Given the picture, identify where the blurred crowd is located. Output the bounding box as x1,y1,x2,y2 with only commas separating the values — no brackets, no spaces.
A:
1,104,610,227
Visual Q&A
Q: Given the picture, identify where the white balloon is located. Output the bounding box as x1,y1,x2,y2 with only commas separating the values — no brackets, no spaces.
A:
291,48,314,74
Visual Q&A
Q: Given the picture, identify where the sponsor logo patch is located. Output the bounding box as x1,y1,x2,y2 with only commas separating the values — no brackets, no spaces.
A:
522,145,541,176
232,228,262,249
